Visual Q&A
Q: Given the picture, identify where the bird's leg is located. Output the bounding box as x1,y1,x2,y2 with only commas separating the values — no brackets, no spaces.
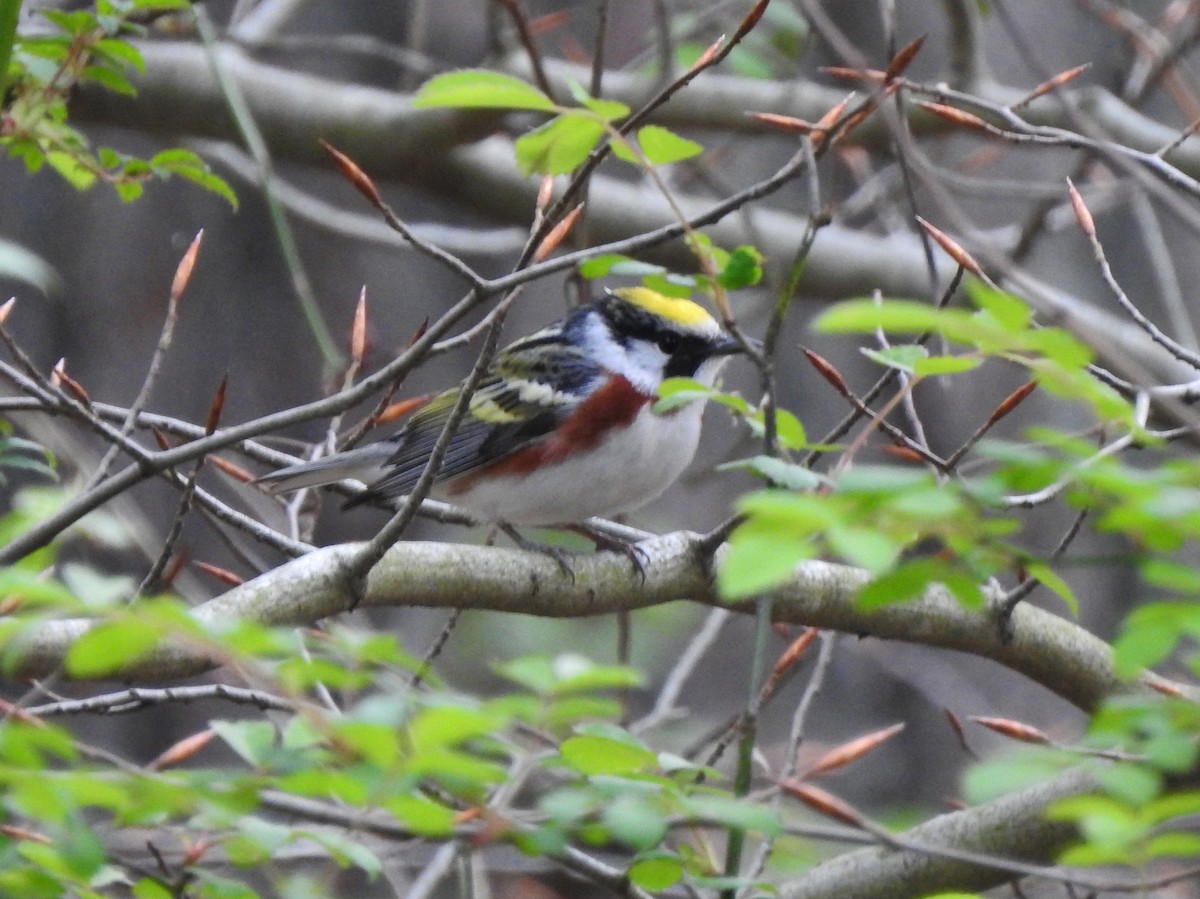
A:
498,523,577,583
564,523,648,582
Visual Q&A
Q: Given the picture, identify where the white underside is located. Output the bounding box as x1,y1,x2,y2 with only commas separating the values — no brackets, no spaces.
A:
437,400,707,525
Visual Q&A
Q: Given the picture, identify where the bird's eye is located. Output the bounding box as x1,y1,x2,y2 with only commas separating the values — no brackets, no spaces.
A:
657,332,681,354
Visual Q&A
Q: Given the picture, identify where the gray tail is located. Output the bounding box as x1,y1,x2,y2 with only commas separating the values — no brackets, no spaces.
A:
255,444,393,494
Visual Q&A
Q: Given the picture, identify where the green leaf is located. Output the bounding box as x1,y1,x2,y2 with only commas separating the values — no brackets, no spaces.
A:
1097,763,1161,806
211,719,277,768
858,558,944,609
814,299,969,336
559,734,656,775
515,112,606,175
720,521,813,599
717,245,765,289
633,125,703,165
412,69,556,111
602,794,667,849
913,354,981,376
46,151,97,191
1024,561,1078,616
386,793,456,837
962,750,1075,803
305,829,382,876
64,618,159,677
966,280,1032,331
408,704,504,753
578,94,629,121
826,524,902,574
80,63,135,95
684,795,780,835
719,455,824,490
1145,830,1200,859
862,344,927,373
628,854,683,890
655,378,748,415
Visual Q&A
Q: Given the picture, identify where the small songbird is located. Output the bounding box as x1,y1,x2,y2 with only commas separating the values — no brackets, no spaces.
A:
257,287,748,526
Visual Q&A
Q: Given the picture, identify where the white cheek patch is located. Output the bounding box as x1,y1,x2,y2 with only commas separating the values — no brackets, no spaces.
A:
693,354,732,388
620,341,670,393
581,313,666,393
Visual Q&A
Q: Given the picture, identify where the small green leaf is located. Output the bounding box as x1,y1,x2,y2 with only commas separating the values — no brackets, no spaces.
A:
64,618,159,677
719,455,823,490
412,69,556,111
578,94,630,121
628,854,683,890
46,151,97,191
862,344,927,373
717,245,764,289
1024,561,1078,616
966,280,1032,331
634,125,703,164
386,793,456,837
684,795,780,835
515,112,606,175
559,734,656,775
913,354,981,376
602,794,667,849
577,255,667,279
80,63,135,95
211,719,278,768
720,523,813,599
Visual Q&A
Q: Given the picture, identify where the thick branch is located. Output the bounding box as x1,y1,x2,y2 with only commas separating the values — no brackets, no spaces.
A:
779,767,1092,899
6,533,1192,711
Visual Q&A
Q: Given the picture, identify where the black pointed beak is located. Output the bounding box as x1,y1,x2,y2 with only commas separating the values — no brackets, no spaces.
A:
712,334,761,356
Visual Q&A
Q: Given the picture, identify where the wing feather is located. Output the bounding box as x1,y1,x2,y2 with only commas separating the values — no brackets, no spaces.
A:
346,330,602,507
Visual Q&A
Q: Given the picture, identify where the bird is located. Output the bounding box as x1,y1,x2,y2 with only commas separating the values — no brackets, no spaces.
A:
257,287,749,527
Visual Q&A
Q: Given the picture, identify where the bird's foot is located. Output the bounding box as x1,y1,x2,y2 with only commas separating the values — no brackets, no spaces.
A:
497,523,577,582
565,523,648,582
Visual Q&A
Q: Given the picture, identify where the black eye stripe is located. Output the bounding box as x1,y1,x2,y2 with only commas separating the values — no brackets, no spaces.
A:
657,332,681,353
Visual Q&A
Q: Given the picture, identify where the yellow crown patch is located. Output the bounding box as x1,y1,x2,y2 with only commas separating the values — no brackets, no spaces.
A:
611,287,715,330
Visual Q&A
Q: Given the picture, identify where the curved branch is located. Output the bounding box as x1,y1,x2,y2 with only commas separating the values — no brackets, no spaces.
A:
7,533,1193,711
779,767,1091,899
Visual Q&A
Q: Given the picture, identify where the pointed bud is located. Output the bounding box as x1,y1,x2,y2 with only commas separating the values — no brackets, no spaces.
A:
770,628,818,680
1066,179,1095,238
151,729,216,770
987,381,1037,425
803,348,850,395
204,375,228,436
52,360,90,406
731,0,769,44
884,35,926,83
320,139,384,211
170,230,203,309
802,723,905,778
821,65,886,83
374,393,434,425
690,34,725,72
917,101,991,132
778,780,869,829
534,203,584,262
193,561,244,586
536,175,555,213
1012,64,1090,110
916,217,985,278
747,112,814,134
208,455,254,483
970,715,1050,744
351,288,368,368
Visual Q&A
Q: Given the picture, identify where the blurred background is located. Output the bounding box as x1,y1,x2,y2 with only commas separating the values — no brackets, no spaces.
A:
2,0,1190,841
